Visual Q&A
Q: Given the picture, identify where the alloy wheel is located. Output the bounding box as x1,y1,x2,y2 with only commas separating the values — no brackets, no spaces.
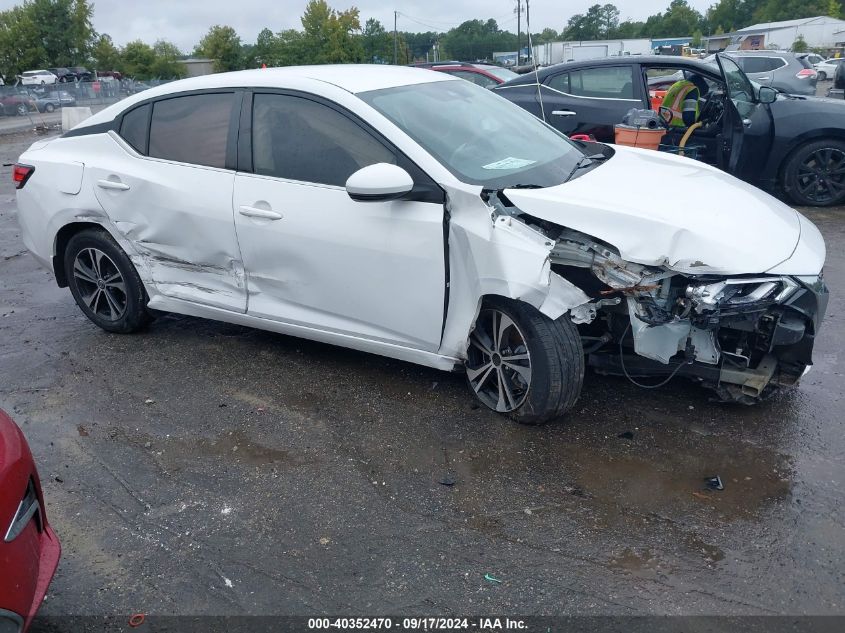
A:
466,308,532,412
72,248,127,321
796,147,845,204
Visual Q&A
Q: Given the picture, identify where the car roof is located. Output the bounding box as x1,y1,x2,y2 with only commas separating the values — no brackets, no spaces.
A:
499,56,720,86
75,65,458,130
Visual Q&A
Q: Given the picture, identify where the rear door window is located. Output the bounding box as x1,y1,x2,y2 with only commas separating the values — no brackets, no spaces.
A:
449,70,497,88
567,66,635,98
119,103,151,154
148,93,234,168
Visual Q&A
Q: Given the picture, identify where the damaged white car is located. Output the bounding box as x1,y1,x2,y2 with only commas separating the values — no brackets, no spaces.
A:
15,66,828,423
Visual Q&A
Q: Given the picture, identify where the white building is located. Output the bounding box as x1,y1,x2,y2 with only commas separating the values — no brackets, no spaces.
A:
531,39,653,66
703,16,845,53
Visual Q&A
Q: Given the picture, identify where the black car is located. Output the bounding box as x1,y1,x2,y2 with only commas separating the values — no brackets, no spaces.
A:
47,67,74,83
68,66,93,82
494,55,845,206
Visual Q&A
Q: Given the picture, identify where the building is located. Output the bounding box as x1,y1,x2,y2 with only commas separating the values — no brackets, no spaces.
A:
703,16,845,53
178,58,215,77
530,39,653,66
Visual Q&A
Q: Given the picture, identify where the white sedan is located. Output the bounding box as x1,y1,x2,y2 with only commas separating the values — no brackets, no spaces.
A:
814,57,845,81
14,66,828,423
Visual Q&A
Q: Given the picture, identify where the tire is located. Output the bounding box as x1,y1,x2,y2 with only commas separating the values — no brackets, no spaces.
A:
465,297,584,425
64,228,151,333
818,71,827,81
15,103,26,116
44,103,54,113
783,139,845,206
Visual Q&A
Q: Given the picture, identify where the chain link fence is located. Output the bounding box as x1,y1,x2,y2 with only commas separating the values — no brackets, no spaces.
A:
1,77,178,129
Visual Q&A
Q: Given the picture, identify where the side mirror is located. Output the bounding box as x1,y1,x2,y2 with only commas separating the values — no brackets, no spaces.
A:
345,163,413,202
758,86,777,104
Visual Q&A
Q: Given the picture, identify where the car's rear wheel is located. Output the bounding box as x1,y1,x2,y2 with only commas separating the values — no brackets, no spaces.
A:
465,298,584,425
64,229,151,333
818,71,827,81
44,103,54,113
15,103,27,116
784,139,845,206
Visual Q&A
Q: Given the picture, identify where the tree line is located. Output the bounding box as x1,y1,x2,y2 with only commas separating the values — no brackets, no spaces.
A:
563,0,844,45
2,0,842,83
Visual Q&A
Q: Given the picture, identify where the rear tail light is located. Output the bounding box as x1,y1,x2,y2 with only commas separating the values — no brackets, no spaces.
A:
12,164,34,189
4,478,42,542
796,69,817,79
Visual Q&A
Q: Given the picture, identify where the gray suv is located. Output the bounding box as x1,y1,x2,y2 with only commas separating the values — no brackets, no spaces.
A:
718,50,817,95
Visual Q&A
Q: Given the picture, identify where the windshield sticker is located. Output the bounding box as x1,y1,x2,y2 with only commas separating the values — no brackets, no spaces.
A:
482,157,536,170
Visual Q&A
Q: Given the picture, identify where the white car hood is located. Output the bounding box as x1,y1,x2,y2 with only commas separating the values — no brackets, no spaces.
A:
504,145,801,275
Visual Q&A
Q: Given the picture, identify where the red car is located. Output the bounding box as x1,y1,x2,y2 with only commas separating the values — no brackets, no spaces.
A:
0,409,60,632
413,62,519,88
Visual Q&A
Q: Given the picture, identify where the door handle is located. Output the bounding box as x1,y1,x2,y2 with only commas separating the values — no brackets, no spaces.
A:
552,110,576,116
239,205,283,220
97,179,130,191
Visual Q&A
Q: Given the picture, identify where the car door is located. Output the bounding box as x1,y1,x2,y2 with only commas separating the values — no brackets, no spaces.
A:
540,64,643,142
716,54,775,183
90,91,247,312
232,91,446,351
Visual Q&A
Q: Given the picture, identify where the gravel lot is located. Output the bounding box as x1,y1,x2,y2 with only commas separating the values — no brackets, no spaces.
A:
0,127,843,625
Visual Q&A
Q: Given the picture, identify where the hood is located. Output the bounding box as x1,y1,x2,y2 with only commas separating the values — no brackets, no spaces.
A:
504,145,800,275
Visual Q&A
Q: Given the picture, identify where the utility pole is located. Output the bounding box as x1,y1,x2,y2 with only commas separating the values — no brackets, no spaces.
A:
526,0,532,66
394,11,398,65
516,0,521,65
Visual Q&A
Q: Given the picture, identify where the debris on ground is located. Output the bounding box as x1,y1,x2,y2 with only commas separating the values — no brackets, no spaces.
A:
617,431,634,440
705,475,724,491
439,475,456,486
483,573,502,584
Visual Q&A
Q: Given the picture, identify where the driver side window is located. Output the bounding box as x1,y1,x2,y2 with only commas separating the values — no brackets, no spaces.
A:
252,94,397,187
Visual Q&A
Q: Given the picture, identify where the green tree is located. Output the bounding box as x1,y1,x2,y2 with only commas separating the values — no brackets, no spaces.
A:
362,18,392,63
564,4,620,40
150,40,185,78
0,5,45,79
91,33,121,72
195,25,242,72
792,34,809,51
121,40,156,78
299,0,363,64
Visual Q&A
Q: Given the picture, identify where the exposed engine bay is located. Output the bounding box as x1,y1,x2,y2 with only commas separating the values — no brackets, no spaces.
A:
484,189,829,403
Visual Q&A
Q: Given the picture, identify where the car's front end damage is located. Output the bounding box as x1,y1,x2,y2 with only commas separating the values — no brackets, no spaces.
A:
547,226,828,402
447,144,829,404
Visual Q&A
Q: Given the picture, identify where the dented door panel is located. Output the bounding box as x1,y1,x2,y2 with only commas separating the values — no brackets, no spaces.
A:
90,134,246,312
233,174,446,350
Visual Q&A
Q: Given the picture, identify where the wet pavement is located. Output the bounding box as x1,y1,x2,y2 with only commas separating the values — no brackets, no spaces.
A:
0,130,843,619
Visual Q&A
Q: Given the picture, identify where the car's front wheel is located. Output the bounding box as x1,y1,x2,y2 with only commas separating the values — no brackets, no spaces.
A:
783,139,845,206
818,71,827,81
15,103,27,116
64,229,151,333
465,298,584,424
44,103,54,113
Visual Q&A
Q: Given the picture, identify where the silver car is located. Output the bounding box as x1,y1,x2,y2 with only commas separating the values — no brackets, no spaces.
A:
718,50,817,95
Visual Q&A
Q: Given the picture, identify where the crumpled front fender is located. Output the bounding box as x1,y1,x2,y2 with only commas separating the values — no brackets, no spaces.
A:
438,184,590,359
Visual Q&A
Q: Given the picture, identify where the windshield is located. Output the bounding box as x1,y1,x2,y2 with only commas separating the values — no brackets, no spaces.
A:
359,79,585,188
480,66,519,82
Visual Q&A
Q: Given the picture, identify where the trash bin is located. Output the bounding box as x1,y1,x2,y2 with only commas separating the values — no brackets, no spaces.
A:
614,124,665,151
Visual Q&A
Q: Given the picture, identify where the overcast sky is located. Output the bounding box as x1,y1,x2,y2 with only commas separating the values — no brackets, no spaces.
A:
0,0,715,52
